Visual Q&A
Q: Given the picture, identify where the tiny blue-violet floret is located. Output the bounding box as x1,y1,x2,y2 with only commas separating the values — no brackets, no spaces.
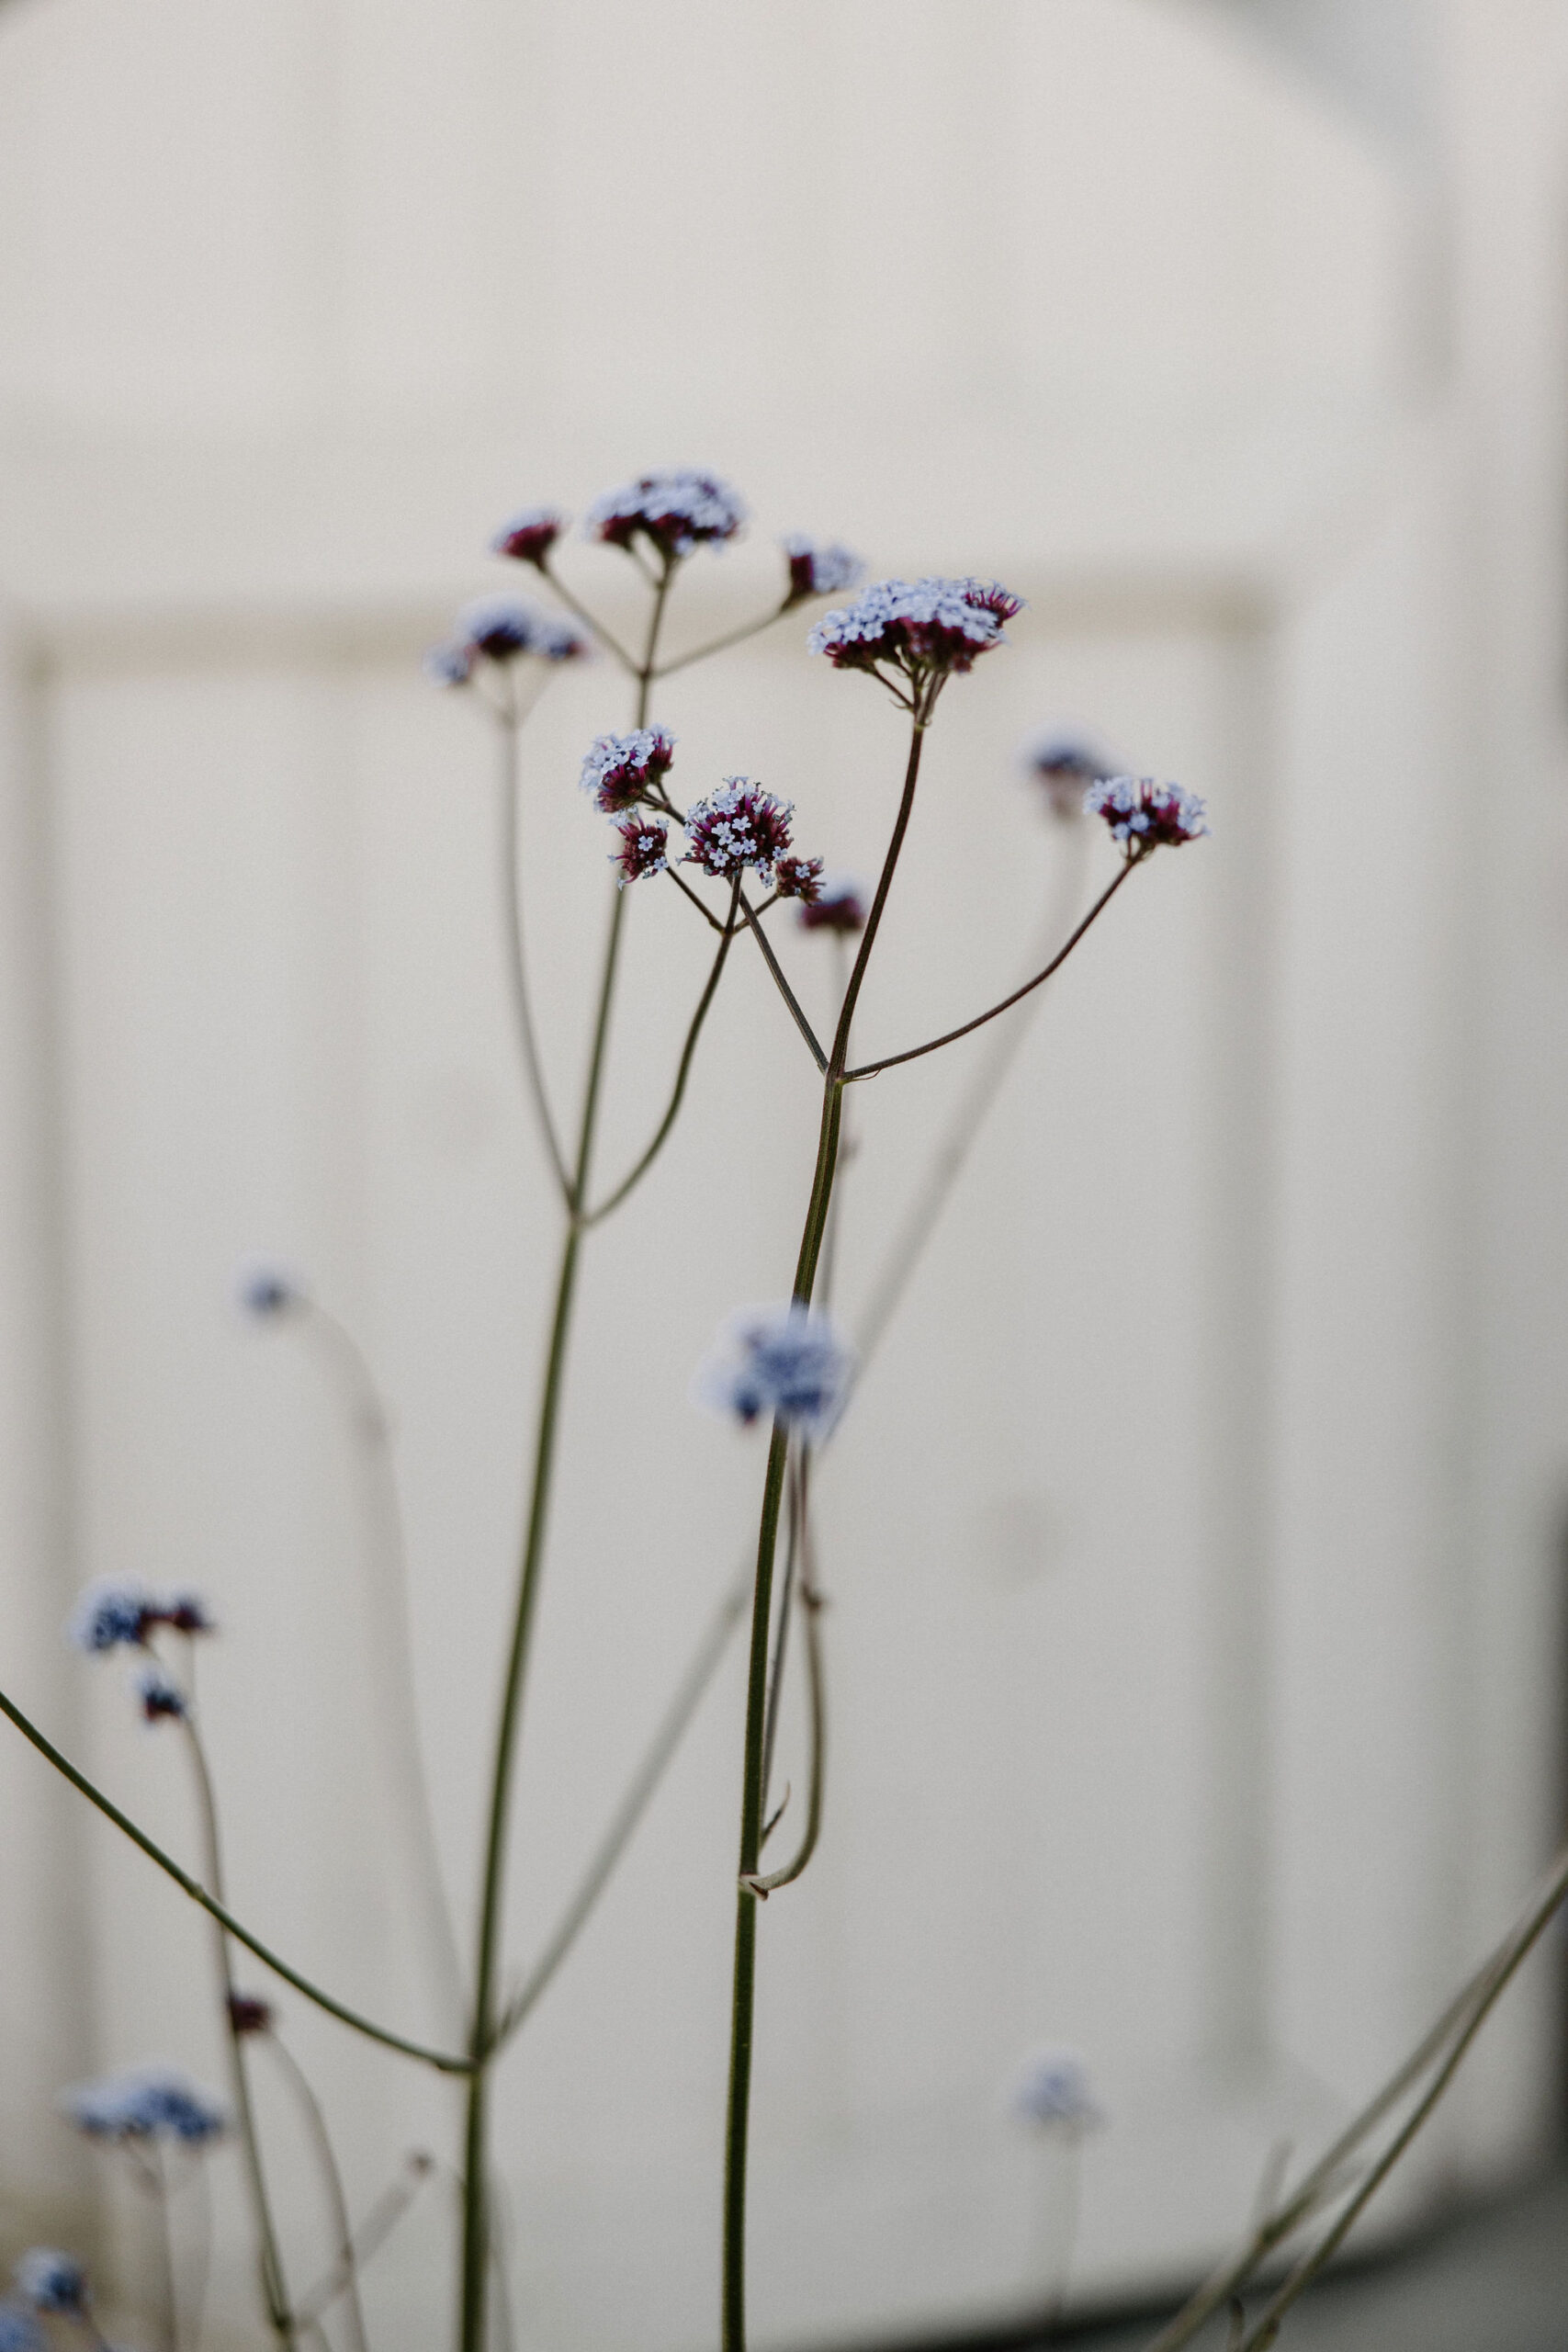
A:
1084,775,1209,852
14,2253,86,2316
1009,2047,1101,2132
696,1303,855,1446
62,2064,227,2147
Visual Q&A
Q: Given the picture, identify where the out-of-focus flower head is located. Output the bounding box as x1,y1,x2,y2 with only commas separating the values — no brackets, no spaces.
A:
134,1665,188,1724
69,1580,215,1657
579,726,676,816
695,1302,855,1446
773,854,824,904
796,873,867,935
226,1992,275,2038
0,2303,44,2352
780,537,865,605
236,1261,306,1319
1020,732,1111,821
682,779,795,887
426,597,589,686
610,816,670,888
585,470,746,562
808,576,1021,706
491,506,566,569
14,2254,86,2317
62,2065,227,2148
1084,775,1209,854
1009,2047,1101,2133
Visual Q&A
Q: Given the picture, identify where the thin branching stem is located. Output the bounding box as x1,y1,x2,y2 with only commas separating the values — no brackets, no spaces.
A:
149,2143,179,2352
845,853,1141,1082
492,1566,750,2046
537,560,639,675
743,1452,827,1900
654,601,793,680
0,1682,470,2068
264,2036,371,2352
737,891,828,1071
758,1451,803,1834
496,697,572,1199
297,2154,434,2327
585,881,741,1224
662,864,729,933
180,1718,295,2346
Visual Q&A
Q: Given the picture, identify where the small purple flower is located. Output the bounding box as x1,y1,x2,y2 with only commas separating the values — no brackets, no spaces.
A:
426,597,589,685
682,779,795,886
237,1261,305,1318
14,2254,86,2316
797,874,867,935
1085,775,1209,853
62,2065,227,2147
696,1302,855,1445
0,2303,44,2352
808,576,1021,696
69,1580,216,1656
780,537,865,605
579,727,676,815
135,1665,187,1724
585,469,746,562
491,506,566,568
1020,733,1111,821
773,854,823,904
610,816,670,888
1009,2048,1101,2132
227,1992,275,2038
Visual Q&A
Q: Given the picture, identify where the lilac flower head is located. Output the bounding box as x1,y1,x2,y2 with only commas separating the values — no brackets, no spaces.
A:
780,537,865,605
797,873,867,935
237,1261,305,1318
579,727,675,815
491,506,566,568
610,815,670,888
682,779,795,885
135,1665,187,1724
62,2064,227,2147
773,854,824,904
1085,775,1209,854
1009,2047,1101,2133
1020,732,1111,821
807,576,1020,697
696,1302,855,1445
14,2255,86,2316
0,2303,44,2352
585,470,746,562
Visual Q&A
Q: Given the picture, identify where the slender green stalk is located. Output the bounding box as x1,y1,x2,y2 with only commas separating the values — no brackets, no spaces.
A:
742,1457,826,1902
459,558,672,2352
721,714,928,2352
297,2153,435,2328
0,1682,468,2069
736,893,828,1071
496,700,571,1200
265,2035,371,2352
149,2143,180,2352
181,1719,295,2346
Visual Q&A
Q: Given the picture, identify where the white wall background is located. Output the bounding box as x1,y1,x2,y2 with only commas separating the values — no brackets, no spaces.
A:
0,4,1566,2348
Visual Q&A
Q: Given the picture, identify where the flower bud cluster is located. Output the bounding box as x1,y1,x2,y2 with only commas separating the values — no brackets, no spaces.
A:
13,2255,85,2317
585,469,746,561
1020,732,1110,820
696,1303,855,1445
62,2064,227,2146
134,1665,188,1724
70,1579,215,1656
1085,775,1209,852
797,875,867,935
780,537,864,605
491,507,566,568
808,576,1021,697
579,727,675,815
610,817,671,889
426,597,590,687
682,779,797,888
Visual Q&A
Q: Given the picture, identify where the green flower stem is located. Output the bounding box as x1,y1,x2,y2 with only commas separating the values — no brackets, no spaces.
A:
0,1681,468,2070
459,560,672,2352
265,2034,371,2352
182,1718,296,2347
497,701,571,1201
721,714,927,2352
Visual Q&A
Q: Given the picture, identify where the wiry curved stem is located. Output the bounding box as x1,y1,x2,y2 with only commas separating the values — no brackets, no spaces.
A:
742,1453,826,1902
264,2034,371,2352
0,1680,470,2068
495,699,571,1201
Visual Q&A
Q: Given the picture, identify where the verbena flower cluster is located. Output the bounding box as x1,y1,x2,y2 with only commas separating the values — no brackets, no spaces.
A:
610,816,670,888
1009,2047,1100,2132
585,469,745,561
1085,775,1209,852
13,2254,85,2316
697,1303,855,1446
1020,732,1110,820
808,576,1021,687
70,1579,214,1656
491,507,566,568
797,874,867,935
62,2064,227,2146
426,597,590,686
135,1664,188,1724
682,780,798,888
580,727,676,815
227,1992,274,2037
239,1261,302,1317
780,537,864,604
